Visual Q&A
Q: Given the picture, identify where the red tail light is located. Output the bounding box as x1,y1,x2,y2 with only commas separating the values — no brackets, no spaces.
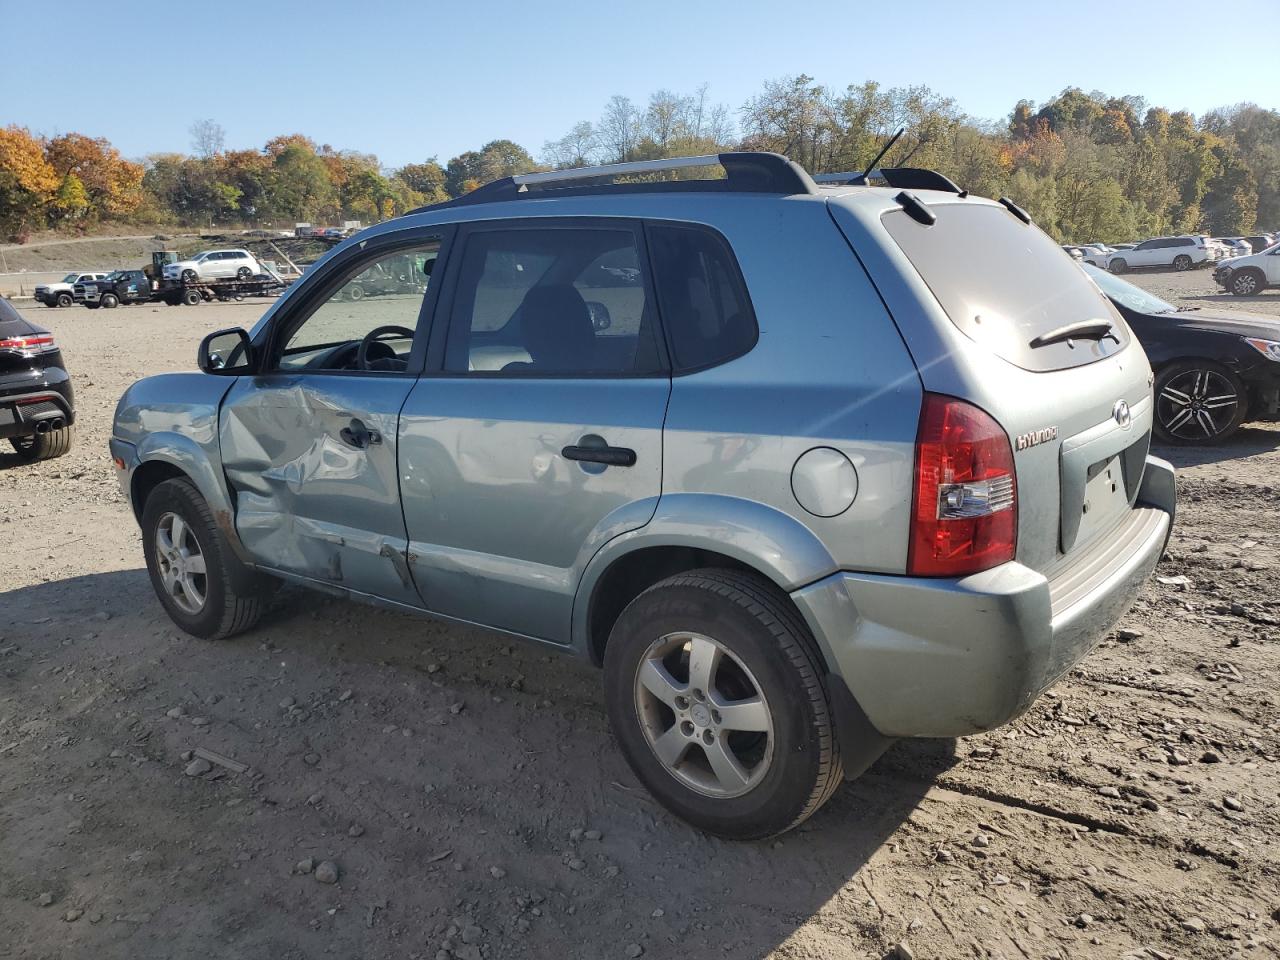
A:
0,334,58,356
908,393,1017,577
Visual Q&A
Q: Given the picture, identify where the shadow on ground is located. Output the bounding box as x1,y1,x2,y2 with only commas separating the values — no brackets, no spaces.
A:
0,569,950,960
1154,424,1280,470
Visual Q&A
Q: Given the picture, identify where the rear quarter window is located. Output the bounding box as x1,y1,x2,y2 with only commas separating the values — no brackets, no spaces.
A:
882,202,1128,372
647,224,757,371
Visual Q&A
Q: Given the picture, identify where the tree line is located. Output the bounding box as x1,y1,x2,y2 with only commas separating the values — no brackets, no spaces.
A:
1,79,1276,243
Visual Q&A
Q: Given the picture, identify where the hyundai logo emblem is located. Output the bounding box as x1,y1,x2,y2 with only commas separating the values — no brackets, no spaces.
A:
1113,399,1132,429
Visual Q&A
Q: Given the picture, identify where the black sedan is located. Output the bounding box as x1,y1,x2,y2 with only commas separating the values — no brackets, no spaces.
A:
0,295,75,460
1084,263,1280,444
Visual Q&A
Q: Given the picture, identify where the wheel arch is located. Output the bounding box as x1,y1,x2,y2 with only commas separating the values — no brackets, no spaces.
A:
1232,265,1266,285
572,494,839,668
131,445,253,565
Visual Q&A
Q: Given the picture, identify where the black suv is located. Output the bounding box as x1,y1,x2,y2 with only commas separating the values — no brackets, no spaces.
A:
0,296,75,460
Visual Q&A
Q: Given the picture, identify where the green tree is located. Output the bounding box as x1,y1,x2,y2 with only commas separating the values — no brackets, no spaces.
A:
52,173,90,222
444,140,538,196
265,143,335,220
394,160,448,203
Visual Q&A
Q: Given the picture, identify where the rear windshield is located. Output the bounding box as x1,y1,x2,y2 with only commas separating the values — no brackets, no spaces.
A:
883,203,1128,372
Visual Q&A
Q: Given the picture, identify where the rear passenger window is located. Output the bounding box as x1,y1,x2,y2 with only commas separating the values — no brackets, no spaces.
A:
647,225,756,371
444,226,661,376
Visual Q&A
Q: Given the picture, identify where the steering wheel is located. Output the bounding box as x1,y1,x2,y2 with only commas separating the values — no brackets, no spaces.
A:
356,325,415,371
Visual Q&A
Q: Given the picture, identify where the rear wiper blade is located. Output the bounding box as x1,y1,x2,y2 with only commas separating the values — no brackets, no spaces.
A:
1029,320,1119,348
1176,305,1201,312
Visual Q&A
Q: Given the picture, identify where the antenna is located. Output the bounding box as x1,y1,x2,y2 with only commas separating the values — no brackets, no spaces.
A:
852,126,906,185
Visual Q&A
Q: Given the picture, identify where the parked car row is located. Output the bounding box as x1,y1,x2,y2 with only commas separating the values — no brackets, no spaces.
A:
1062,232,1278,276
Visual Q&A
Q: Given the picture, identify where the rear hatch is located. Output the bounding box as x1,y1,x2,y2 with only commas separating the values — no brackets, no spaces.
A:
840,197,1154,576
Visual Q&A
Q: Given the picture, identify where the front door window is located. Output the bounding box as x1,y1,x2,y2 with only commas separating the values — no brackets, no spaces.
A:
276,243,441,373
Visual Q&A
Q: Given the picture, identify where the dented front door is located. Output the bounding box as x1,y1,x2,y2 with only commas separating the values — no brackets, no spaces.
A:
219,374,420,605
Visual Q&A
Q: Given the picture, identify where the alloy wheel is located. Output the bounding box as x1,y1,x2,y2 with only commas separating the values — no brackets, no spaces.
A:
154,511,208,615
633,632,774,798
1233,273,1259,295
1156,369,1240,441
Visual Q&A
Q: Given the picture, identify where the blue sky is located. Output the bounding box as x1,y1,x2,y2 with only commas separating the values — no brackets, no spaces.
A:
4,0,1277,169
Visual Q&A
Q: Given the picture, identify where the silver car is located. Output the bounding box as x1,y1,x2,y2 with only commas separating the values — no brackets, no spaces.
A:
110,153,1175,839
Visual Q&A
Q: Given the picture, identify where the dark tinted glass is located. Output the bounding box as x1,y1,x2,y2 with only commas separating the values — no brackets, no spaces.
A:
883,203,1128,372
445,227,659,376
647,225,756,370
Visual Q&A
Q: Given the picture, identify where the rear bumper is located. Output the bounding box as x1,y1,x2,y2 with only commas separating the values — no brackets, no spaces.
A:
793,455,1174,739
0,382,76,439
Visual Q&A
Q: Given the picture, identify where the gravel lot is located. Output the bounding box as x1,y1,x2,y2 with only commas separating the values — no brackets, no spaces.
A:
2,270,1279,960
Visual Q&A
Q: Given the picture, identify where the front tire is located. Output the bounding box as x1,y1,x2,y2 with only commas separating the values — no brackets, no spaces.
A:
1153,361,1247,444
1109,258,1128,274
100,293,119,309
10,424,74,461
1231,269,1263,297
182,269,198,283
604,569,842,839
1173,254,1193,271
56,292,73,307
141,478,276,639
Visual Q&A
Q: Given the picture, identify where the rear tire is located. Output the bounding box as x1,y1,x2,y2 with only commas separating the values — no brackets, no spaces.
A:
1153,360,1247,445
604,568,842,839
236,266,252,280
1231,269,1263,297
1109,258,1128,274
10,424,74,461
56,292,73,307
1173,254,1193,271
141,477,276,639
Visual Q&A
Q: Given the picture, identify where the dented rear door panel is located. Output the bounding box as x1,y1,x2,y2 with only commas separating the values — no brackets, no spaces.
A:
219,373,420,604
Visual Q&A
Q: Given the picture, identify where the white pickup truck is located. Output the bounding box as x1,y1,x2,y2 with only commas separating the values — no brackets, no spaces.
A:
34,272,109,308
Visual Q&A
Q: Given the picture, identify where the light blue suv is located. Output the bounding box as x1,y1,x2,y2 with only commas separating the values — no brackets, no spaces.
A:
111,153,1175,838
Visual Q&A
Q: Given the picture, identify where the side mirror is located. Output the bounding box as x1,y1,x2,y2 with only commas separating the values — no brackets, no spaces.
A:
198,327,254,375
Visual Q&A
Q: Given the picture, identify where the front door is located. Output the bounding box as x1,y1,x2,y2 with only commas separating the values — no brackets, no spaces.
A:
219,233,447,604
399,220,670,642
1265,247,1280,283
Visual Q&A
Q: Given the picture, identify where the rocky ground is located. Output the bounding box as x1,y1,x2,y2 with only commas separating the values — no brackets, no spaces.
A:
1,270,1278,960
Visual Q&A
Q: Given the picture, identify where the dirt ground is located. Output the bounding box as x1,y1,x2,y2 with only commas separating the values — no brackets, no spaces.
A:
1,269,1279,960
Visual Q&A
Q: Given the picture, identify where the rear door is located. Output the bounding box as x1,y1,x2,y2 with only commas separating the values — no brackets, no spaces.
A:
398,219,670,643
218,229,449,604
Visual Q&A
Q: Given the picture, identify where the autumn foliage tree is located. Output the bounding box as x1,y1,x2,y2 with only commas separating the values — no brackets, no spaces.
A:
3,87,1277,241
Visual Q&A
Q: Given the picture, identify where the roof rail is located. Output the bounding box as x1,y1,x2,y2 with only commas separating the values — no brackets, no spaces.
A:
814,167,965,195
410,151,818,212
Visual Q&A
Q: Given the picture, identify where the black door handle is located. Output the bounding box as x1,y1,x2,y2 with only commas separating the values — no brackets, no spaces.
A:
561,444,637,467
339,418,382,449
